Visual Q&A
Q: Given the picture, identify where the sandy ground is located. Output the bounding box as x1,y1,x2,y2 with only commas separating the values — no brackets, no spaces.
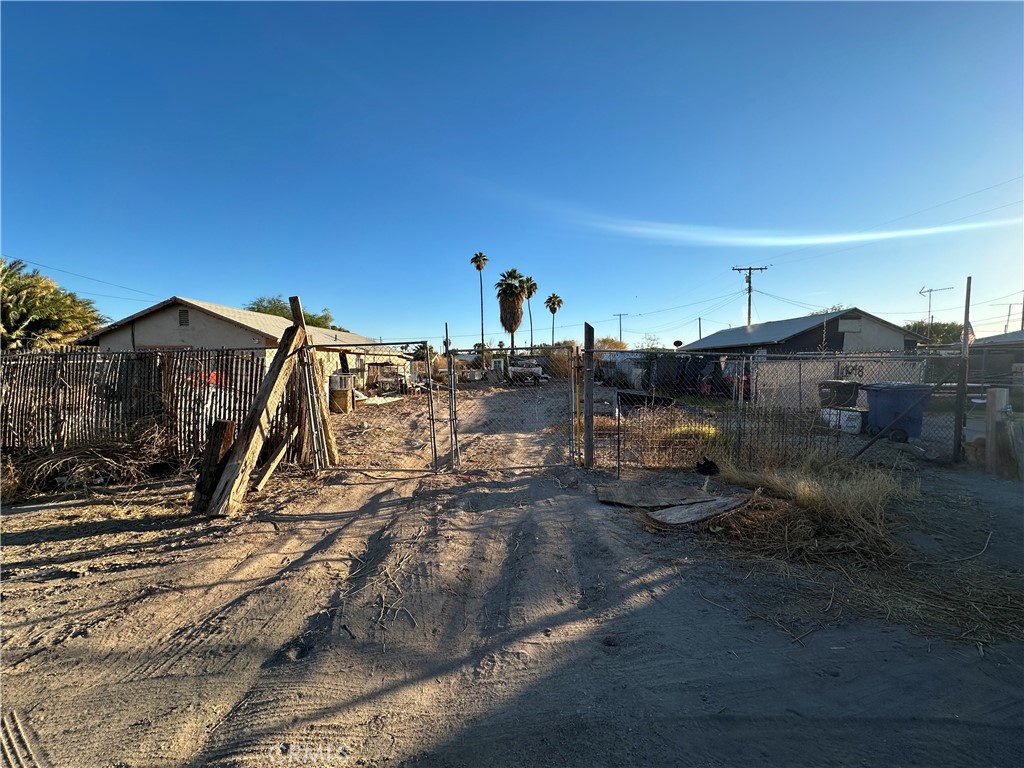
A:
2,387,1023,768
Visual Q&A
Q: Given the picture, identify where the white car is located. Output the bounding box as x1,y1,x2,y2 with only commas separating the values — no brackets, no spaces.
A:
507,356,543,385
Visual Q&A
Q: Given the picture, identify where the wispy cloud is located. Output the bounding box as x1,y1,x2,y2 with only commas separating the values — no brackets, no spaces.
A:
589,216,1021,247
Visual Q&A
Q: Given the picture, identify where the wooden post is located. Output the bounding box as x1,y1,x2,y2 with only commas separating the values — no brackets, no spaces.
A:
311,352,340,465
584,322,595,468
208,325,306,516
952,276,972,462
192,420,235,514
289,295,335,470
251,426,298,493
985,387,1010,475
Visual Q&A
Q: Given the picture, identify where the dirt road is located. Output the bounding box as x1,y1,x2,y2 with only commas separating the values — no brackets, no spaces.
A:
2,454,1022,767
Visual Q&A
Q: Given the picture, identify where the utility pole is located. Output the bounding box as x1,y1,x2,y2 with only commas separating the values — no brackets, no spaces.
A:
613,313,627,342
698,317,702,340
733,266,768,328
919,286,953,340
994,304,1019,334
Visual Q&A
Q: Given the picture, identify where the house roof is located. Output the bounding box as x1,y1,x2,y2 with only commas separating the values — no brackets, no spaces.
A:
78,296,386,352
973,330,1024,348
682,307,926,352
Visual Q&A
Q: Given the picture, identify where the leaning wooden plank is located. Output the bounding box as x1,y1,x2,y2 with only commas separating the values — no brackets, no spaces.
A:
311,352,340,465
191,419,235,514
208,325,306,516
251,426,299,493
645,495,749,527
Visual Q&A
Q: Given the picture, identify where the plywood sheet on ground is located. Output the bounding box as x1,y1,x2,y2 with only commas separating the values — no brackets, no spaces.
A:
596,482,711,508
644,495,749,527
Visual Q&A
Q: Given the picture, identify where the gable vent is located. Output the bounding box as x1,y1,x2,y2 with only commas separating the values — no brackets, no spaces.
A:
178,309,190,327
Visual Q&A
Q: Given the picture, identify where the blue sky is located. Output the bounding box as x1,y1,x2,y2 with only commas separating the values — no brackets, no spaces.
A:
3,1,1022,348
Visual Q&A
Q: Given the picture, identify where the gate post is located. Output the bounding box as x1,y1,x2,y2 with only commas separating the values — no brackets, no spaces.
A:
952,276,972,462
584,323,595,468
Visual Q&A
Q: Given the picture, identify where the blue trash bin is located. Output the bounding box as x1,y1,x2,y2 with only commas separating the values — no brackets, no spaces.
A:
861,382,933,442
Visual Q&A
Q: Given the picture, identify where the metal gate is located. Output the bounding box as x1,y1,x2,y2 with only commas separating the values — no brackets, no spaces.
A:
315,340,442,471
444,345,578,470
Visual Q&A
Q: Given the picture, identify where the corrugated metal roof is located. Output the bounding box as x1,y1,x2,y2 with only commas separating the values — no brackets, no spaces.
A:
177,297,378,349
681,307,925,351
682,310,848,351
973,330,1024,347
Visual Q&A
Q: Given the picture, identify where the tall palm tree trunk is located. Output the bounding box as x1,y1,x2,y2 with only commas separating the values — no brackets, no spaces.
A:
478,271,485,349
527,299,533,348
552,313,555,346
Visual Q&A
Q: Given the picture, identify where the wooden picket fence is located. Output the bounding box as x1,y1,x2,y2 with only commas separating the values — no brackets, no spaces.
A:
0,348,270,460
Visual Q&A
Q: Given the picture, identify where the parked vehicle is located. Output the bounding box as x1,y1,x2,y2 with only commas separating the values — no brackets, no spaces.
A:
507,356,543,385
721,361,751,400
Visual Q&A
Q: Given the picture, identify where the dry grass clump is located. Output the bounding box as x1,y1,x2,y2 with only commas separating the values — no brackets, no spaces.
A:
621,408,720,469
713,453,917,559
850,565,1024,643
1,423,180,504
694,453,1022,642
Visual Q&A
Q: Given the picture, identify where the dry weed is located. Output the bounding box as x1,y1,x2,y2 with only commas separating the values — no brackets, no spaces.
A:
2,422,181,503
696,454,1021,642
716,453,917,554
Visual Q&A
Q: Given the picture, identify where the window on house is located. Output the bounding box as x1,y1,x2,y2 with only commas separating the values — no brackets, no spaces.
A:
178,309,190,327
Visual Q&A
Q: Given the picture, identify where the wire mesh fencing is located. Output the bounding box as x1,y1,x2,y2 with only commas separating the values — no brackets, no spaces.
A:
591,350,965,474
321,341,440,471
1,348,267,460
2,343,444,472
443,345,578,470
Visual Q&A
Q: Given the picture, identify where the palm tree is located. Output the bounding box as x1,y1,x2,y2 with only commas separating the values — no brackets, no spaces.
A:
470,252,488,350
521,276,538,349
1,258,103,350
495,268,525,353
544,293,563,346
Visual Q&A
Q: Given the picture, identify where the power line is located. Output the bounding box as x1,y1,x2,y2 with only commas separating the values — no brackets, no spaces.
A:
73,291,154,302
753,289,829,312
1,254,163,298
627,290,747,318
626,292,744,336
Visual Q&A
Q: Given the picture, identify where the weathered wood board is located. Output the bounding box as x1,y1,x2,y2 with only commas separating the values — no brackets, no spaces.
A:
644,495,749,527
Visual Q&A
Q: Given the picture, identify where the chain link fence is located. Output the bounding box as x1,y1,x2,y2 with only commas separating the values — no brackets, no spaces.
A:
442,345,578,470
591,350,964,473
321,341,440,471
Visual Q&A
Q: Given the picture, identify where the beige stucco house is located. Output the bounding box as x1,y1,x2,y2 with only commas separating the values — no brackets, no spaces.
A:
77,296,410,387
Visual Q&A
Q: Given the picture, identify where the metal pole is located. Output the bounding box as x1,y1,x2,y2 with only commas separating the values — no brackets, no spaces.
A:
614,314,626,342
424,339,438,471
952,276,972,462
584,323,595,468
927,291,933,340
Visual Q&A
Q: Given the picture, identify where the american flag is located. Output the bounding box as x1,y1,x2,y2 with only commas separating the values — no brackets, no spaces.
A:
961,321,976,347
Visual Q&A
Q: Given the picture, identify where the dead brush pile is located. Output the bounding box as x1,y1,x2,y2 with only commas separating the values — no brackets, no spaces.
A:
699,454,1023,643
1,422,181,504
706,454,910,564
